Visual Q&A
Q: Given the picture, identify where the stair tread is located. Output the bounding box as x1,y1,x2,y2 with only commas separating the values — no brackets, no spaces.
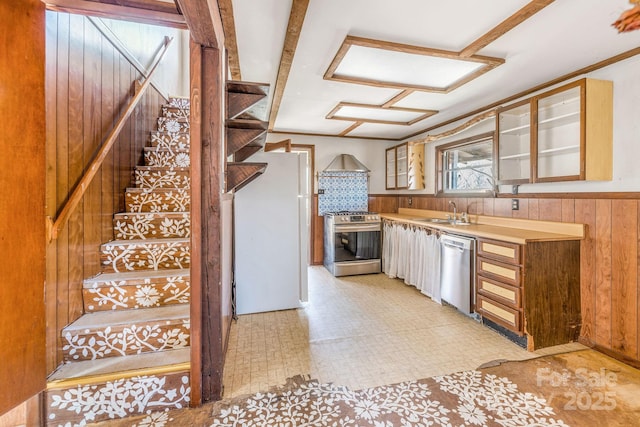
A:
64,303,189,331
144,147,190,152
136,166,189,171
103,237,190,246
114,211,190,218
126,188,189,194
48,348,189,383
84,268,190,285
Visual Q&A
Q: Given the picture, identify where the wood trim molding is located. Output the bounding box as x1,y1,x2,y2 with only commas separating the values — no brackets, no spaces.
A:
460,0,555,57
339,122,363,136
268,0,310,131
219,0,241,80
415,110,496,144
382,90,414,108
44,0,187,28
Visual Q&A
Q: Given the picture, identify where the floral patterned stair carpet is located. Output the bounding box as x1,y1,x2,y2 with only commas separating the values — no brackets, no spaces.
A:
93,349,640,426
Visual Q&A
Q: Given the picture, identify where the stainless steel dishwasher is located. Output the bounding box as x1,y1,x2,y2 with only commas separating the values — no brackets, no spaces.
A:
440,233,476,315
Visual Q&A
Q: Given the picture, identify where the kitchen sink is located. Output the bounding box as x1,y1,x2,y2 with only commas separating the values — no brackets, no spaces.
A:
412,218,472,225
413,218,450,224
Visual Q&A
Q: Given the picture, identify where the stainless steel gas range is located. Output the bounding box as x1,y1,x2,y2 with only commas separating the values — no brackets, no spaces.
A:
323,211,382,277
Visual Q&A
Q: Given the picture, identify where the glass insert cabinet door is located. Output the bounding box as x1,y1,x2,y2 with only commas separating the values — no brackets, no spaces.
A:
496,100,531,184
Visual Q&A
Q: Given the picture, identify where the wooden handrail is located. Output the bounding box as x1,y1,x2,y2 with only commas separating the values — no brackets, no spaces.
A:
47,36,174,242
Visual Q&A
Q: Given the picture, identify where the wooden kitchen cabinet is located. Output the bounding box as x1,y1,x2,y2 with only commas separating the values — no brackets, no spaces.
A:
386,143,407,189
496,78,612,184
386,142,425,190
476,237,581,351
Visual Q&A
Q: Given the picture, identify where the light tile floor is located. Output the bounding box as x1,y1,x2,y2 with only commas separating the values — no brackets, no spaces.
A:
222,266,585,398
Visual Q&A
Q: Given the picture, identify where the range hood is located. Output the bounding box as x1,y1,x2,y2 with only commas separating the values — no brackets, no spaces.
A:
323,154,370,172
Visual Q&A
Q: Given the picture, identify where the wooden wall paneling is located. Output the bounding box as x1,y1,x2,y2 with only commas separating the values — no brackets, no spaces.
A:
575,199,597,343
312,195,323,265
493,197,512,218
467,198,484,215
511,197,529,219
528,198,539,220
538,198,562,222
101,32,115,243
45,9,60,377
562,199,575,223
66,10,85,340
483,198,495,216
595,199,613,347
53,11,71,371
611,200,638,358
83,18,102,280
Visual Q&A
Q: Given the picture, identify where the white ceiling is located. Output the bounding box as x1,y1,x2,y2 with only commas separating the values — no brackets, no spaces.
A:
231,0,640,141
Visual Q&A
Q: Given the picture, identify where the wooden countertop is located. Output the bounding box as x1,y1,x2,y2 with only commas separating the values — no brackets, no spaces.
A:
381,209,584,244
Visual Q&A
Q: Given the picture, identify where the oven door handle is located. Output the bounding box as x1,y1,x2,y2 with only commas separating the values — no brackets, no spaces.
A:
334,224,381,233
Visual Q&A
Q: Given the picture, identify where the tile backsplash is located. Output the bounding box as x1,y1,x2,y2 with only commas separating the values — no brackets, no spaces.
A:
317,171,368,215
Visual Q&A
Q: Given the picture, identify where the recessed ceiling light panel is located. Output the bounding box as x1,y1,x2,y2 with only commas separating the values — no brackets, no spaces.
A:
325,35,504,93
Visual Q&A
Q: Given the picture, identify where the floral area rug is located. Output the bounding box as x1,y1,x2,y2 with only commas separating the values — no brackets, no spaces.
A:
94,349,640,426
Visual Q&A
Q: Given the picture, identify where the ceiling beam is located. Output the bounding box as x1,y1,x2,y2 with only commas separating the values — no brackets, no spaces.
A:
459,0,555,57
268,0,310,131
175,0,224,48
44,0,187,29
219,0,241,80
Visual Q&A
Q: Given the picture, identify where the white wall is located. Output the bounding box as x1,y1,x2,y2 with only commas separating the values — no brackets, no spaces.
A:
266,134,395,194
407,54,640,195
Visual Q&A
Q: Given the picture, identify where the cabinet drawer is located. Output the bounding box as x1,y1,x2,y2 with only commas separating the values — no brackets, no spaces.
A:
477,295,522,334
477,257,521,286
477,239,521,264
477,275,520,309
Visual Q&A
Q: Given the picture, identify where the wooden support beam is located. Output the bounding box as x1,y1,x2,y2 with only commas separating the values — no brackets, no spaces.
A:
176,0,224,48
219,0,242,80
459,0,555,57
268,0,310,131
44,0,186,29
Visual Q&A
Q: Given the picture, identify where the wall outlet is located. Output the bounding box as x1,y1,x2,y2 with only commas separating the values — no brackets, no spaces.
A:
408,196,413,206
512,199,519,210
318,189,325,194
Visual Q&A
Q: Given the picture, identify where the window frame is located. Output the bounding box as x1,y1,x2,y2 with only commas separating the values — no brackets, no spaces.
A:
435,131,496,197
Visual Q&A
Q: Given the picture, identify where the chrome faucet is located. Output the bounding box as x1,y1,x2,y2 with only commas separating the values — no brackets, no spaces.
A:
449,201,457,224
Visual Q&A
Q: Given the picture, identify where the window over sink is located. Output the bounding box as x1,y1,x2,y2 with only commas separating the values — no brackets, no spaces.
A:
436,131,495,195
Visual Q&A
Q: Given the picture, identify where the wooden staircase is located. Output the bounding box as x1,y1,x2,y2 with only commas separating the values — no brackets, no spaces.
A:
45,97,192,426
225,81,270,190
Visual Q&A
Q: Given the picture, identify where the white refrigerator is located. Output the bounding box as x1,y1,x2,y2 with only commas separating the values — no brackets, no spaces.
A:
234,151,309,315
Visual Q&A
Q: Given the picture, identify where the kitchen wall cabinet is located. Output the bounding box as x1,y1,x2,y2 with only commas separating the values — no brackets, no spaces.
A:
496,78,612,184
476,237,581,350
386,143,425,190
386,143,407,189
